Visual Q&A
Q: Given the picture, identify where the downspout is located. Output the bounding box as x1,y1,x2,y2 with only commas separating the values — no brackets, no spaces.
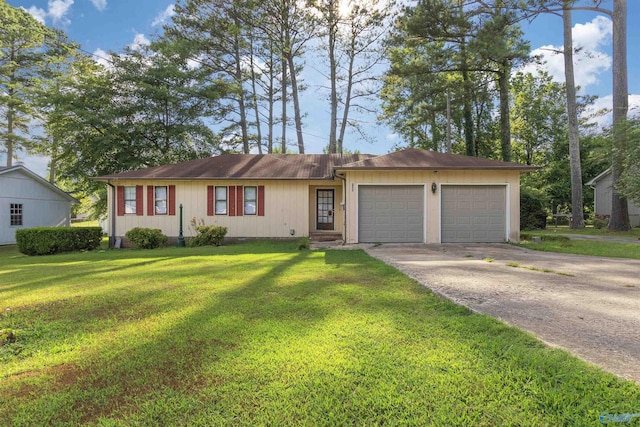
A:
106,180,117,248
334,171,347,245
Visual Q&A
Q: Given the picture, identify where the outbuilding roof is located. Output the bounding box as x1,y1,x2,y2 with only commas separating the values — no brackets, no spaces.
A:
95,149,536,181
0,165,78,203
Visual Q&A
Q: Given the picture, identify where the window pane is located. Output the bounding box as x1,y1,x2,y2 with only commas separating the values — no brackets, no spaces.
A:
215,187,227,215
124,186,136,200
244,186,256,200
244,202,256,215
155,186,167,200
215,201,227,215
155,200,167,215
124,186,136,214
215,187,227,200
155,186,167,215
244,186,257,215
10,204,23,226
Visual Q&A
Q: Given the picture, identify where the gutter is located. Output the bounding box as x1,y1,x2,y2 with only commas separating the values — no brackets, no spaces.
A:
333,171,347,246
106,180,117,248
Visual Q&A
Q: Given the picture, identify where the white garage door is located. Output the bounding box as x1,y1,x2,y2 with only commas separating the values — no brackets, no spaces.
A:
441,185,506,243
358,185,423,243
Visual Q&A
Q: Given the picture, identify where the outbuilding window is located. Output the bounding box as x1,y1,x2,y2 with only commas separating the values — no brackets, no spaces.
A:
215,186,227,215
10,203,23,226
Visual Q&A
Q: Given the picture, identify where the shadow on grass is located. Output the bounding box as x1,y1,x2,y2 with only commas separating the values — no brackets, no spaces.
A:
2,245,640,425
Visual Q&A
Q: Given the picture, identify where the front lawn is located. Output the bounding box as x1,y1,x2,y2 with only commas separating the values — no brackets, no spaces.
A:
519,231,640,259
1,242,639,425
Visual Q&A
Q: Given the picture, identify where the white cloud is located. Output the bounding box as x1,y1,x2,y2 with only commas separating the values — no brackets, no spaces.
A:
25,6,47,24
90,0,107,11
92,48,112,68
152,4,175,26
518,16,612,92
582,94,640,129
47,0,74,23
130,33,150,51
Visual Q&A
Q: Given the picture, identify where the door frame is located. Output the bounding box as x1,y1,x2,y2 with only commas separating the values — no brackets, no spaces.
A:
316,188,335,231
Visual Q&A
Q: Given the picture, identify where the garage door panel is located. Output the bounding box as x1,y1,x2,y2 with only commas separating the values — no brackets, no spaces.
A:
442,185,506,243
358,185,423,243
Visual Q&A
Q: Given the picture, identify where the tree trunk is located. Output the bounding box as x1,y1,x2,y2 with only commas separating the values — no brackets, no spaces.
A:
327,0,338,154
498,61,512,162
233,29,250,154
609,0,630,231
249,33,263,154
337,34,356,155
281,56,287,153
563,4,585,229
287,53,305,154
461,51,475,156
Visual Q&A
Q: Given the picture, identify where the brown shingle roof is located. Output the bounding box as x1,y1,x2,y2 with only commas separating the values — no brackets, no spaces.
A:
95,153,376,181
337,148,537,171
95,149,536,181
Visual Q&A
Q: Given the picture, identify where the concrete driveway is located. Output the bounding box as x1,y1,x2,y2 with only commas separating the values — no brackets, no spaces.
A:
365,243,640,384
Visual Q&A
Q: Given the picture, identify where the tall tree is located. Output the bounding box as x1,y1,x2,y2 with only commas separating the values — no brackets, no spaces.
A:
562,2,585,227
527,0,630,230
0,2,51,166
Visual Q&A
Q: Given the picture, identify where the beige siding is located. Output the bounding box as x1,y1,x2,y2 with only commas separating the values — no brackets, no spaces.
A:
107,180,335,240
343,170,522,244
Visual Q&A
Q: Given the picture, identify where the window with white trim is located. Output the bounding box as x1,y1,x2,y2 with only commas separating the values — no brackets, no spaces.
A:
155,186,168,215
10,204,23,226
124,186,137,214
215,186,227,215
244,186,257,215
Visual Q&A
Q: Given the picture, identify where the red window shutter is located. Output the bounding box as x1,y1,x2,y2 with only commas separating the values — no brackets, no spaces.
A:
236,186,243,216
117,186,125,216
229,186,236,216
258,185,265,216
147,186,154,216
168,185,176,216
207,186,214,216
136,185,144,216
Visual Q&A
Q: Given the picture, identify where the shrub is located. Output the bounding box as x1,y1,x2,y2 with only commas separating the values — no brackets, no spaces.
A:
594,215,609,229
520,187,548,230
298,236,310,250
188,225,227,247
16,227,102,256
125,227,168,249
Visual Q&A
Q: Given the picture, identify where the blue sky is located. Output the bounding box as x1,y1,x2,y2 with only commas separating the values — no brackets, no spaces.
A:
5,0,639,175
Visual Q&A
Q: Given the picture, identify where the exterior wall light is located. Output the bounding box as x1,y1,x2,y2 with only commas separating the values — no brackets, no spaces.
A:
431,182,437,194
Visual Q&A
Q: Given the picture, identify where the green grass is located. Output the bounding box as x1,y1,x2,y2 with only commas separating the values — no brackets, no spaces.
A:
1,242,639,425
533,225,640,239
519,234,640,259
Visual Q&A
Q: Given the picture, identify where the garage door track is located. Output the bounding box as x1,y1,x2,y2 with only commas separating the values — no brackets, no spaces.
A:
365,243,640,384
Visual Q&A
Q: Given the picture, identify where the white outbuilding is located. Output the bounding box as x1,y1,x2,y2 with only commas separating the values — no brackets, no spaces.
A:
0,165,77,245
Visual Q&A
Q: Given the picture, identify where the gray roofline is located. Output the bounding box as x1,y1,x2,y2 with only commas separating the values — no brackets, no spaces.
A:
585,168,611,186
0,165,79,203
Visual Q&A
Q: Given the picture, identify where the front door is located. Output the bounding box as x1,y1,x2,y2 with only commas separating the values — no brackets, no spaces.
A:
317,189,335,230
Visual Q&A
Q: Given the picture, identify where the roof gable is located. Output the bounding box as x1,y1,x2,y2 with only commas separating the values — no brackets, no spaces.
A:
338,148,536,171
585,168,611,186
0,165,78,203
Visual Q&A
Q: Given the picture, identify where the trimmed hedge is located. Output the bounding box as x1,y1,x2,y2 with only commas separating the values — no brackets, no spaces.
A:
125,227,168,249
16,227,103,256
